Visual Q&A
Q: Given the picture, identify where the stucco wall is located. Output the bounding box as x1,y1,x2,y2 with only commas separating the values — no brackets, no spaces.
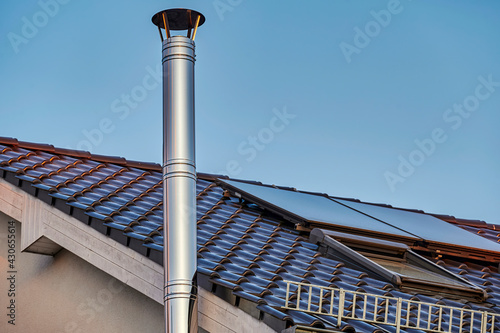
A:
0,211,164,333
198,287,277,333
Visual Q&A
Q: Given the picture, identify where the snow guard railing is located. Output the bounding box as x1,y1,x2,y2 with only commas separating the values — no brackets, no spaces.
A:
282,281,500,333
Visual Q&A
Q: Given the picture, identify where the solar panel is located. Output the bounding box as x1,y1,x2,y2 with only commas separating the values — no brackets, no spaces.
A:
334,199,500,253
219,180,500,255
219,180,419,239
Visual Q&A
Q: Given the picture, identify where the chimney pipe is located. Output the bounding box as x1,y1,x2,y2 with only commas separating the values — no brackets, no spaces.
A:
151,9,205,333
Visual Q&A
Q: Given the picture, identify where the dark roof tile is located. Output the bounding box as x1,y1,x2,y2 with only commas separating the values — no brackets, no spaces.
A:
3,139,500,330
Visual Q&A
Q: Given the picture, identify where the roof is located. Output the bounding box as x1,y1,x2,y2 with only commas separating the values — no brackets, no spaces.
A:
1,136,500,332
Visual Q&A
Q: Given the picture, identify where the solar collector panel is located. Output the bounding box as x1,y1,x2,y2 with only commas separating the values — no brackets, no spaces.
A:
220,180,419,240
334,199,500,254
219,179,500,257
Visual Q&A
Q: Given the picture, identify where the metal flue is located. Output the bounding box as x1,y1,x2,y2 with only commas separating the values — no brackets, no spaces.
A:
151,8,205,333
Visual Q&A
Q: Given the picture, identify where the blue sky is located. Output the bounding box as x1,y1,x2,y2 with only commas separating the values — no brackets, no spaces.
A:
1,0,499,224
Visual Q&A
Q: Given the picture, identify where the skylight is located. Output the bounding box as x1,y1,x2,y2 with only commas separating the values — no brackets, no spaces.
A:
368,256,468,288
310,229,485,300
310,229,486,301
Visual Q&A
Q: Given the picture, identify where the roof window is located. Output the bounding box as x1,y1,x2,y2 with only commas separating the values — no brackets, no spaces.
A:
310,229,486,301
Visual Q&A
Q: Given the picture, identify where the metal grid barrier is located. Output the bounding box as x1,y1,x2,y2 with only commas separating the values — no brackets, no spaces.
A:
282,281,500,333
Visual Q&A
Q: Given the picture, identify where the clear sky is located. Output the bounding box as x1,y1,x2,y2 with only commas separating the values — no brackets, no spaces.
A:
1,1,499,224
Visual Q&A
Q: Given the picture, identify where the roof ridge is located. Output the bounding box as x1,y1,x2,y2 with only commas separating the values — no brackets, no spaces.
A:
0,137,242,183
0,136,164,172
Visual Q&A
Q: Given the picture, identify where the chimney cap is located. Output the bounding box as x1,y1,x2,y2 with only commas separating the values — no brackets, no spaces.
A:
152,8,205,31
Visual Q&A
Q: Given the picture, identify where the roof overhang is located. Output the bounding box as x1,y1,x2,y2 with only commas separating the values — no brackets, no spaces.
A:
0,176,164,303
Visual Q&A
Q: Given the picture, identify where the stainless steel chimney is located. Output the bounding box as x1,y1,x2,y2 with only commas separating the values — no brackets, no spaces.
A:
151,9,205,333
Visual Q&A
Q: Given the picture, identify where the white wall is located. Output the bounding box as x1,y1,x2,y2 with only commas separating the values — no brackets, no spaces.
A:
0,212,164,333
